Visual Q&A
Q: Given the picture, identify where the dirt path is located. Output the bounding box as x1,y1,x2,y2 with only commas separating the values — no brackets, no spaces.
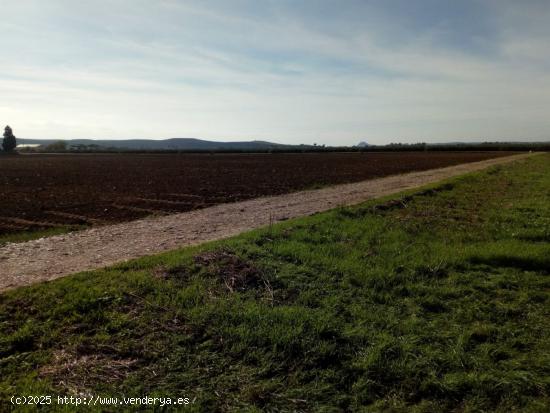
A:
0,153,534,292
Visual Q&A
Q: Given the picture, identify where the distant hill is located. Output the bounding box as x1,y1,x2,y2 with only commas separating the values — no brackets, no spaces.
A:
17,138,305,151
14,138,550,153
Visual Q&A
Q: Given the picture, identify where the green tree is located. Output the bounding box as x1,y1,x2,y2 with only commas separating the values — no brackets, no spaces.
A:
2,125,17,152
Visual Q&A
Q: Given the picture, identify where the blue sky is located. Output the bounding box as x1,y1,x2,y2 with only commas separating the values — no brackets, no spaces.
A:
1,0,549,145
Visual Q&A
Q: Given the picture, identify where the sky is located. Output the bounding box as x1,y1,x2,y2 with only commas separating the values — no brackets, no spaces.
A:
1,0,549,145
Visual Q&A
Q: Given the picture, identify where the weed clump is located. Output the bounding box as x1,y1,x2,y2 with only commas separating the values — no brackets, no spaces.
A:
194,249,268,293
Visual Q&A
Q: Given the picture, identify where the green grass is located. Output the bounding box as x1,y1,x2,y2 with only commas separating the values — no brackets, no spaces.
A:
0,226,81,247
1,154,549,412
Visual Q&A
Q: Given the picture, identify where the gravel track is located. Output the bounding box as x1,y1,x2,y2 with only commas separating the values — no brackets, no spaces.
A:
0,153,533,292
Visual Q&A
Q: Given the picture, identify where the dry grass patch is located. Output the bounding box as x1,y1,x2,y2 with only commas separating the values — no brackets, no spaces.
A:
39,349,137,395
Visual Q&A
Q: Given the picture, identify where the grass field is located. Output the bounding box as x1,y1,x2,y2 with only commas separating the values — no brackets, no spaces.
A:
1,154,549,412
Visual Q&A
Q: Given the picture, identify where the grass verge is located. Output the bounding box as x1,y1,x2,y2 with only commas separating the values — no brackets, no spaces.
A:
0,154,549,412
0,227,82,248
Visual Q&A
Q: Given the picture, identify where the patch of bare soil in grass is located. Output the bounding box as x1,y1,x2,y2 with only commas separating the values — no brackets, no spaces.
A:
194,249,270,294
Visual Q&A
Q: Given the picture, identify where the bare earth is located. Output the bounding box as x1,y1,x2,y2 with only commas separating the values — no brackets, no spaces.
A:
0,153,533,292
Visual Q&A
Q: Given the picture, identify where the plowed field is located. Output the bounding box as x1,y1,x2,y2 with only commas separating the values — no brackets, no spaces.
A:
0,152,512,236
